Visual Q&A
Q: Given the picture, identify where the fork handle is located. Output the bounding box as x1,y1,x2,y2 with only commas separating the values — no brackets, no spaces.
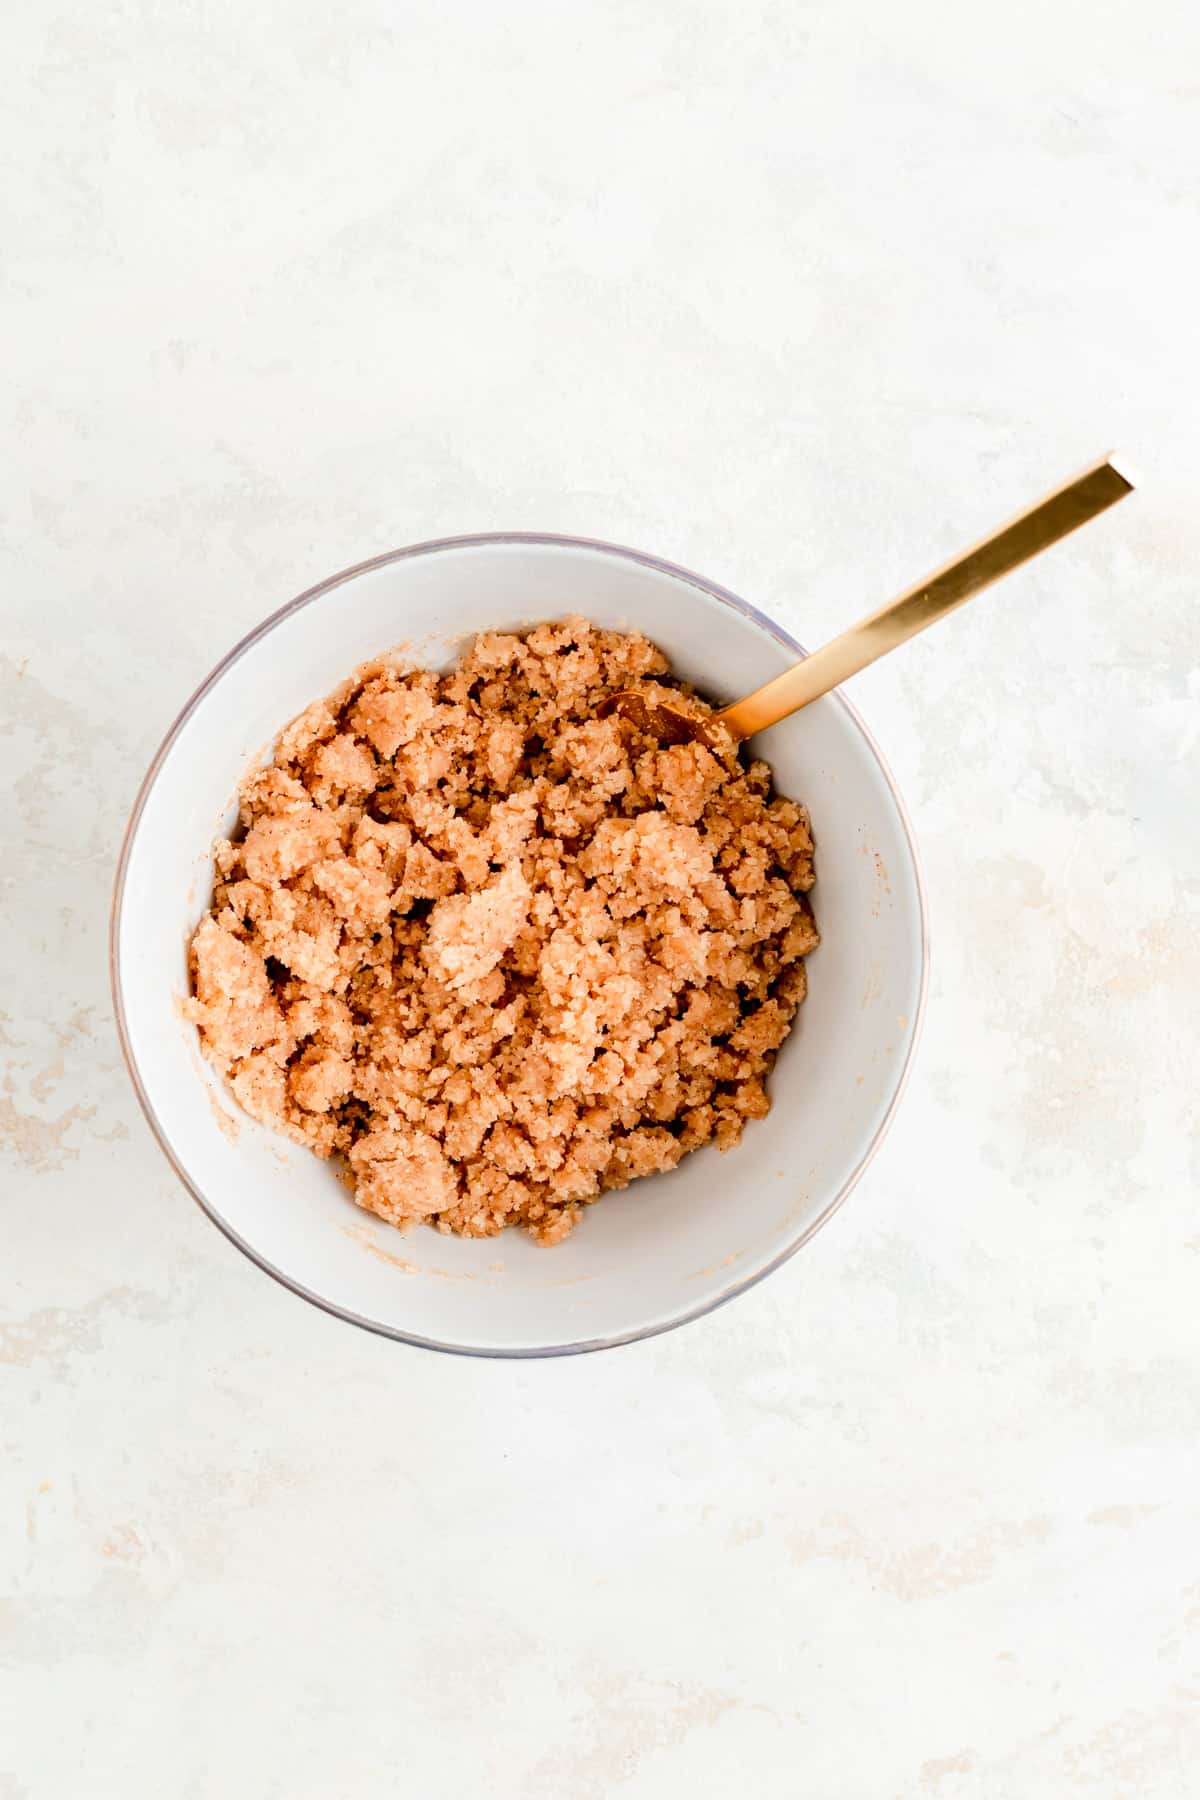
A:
715,453,1136,741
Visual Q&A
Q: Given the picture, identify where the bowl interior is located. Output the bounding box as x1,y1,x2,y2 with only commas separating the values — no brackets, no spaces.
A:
113,537,925,1354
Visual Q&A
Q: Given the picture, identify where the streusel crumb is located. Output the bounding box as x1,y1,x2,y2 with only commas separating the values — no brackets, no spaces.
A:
185,619,818,1243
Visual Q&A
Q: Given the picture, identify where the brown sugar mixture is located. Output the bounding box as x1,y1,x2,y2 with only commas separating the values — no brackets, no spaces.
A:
185,619,818,1244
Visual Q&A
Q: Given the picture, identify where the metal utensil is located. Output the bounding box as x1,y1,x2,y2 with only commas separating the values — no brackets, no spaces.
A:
600,453,1136,747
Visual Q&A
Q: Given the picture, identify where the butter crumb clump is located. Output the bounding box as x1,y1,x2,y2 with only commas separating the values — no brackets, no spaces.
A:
185,619,818,1244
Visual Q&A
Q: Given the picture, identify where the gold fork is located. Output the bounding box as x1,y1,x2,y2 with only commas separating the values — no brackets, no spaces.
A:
601,454,1136,747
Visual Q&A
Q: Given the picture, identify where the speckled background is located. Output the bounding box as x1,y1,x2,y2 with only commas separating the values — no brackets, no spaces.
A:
4,3,1198,1796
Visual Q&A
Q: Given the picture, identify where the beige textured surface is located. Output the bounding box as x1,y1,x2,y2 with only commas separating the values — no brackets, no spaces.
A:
3,2,1198,1795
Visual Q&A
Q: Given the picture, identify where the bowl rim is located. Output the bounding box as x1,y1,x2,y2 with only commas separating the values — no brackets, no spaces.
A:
110,530,930,1357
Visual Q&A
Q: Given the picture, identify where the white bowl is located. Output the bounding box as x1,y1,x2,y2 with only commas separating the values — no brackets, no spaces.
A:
111,534,927,1356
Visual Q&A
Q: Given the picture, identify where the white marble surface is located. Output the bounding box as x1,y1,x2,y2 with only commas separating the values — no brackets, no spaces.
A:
4,3,1199,1795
